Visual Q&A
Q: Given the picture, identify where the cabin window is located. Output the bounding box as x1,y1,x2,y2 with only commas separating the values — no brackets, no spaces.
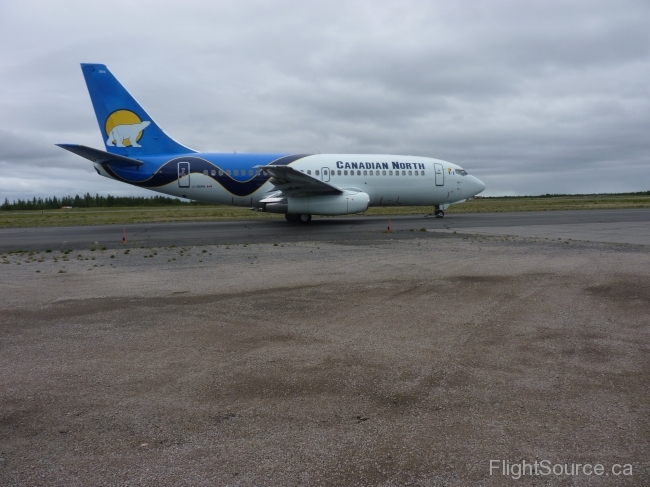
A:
203,170,208,175
211,170,216,176
337,170,341,175
388,170,392,176
421,171,425,176
344,170,348,175
408,170,412,176
369,170,373,176
357,170,361,175
218,170,223,176
226,170,231,176
363,170,367,176
402,170,406,175
395,171,399,176
414,170,418,176
382,170,386,175
315,170,320,176
233,169,239,176
307,170,311,175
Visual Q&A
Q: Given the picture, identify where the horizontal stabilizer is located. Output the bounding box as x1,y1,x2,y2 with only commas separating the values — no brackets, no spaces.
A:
57,144,144,167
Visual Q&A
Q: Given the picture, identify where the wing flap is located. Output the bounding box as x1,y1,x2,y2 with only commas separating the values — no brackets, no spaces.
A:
256,165,342,196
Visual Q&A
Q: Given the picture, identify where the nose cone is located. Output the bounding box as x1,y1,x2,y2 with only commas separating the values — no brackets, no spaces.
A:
469,175,486,195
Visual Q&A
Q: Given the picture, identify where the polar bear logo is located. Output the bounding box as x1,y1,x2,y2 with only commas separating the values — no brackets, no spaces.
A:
106,121,151,148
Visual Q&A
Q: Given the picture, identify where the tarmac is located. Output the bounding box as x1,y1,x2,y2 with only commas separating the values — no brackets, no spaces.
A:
430,221,650,245
0,208,649,251
1,210,648,485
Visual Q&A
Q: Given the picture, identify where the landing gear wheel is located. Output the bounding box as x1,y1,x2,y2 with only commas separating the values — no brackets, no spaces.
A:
285,213,300,222
434,209,445,218
299,214,312,223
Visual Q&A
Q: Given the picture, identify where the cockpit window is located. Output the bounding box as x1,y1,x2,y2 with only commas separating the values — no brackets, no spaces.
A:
456,169,468,176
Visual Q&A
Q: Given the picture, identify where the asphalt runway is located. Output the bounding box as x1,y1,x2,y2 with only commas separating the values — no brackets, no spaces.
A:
1,208,649,251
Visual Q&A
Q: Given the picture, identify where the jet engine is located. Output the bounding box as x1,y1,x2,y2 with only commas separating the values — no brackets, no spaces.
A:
263,191,369,215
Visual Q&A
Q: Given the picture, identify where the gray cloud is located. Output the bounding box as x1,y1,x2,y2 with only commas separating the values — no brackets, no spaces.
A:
0,0,649,200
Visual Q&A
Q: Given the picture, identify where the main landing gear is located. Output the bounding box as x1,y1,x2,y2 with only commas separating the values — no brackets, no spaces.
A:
285,213,312,223
434,205,445,218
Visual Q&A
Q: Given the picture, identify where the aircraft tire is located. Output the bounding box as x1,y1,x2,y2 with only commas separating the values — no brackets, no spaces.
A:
434,209,444,218
285,213,300,222
299,214,312,223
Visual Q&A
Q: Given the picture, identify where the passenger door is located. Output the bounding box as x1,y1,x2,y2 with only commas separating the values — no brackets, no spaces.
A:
178,162,190,187
434,163,444,186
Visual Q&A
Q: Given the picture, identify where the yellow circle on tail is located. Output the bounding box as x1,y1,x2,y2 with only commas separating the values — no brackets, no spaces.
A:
105,110,144,147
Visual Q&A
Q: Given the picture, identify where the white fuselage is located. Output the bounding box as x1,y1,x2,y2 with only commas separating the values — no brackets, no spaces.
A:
95,154,485,209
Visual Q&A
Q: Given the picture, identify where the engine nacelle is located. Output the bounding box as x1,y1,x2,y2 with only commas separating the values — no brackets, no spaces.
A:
264,192,369,215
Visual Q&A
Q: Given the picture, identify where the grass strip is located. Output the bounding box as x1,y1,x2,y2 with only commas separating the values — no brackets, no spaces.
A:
1,194,649,228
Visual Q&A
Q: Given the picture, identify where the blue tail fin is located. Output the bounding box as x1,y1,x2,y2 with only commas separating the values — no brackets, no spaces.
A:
81,63,194,156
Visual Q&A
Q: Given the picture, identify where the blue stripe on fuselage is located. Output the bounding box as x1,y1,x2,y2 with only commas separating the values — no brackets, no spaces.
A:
102,153,311,196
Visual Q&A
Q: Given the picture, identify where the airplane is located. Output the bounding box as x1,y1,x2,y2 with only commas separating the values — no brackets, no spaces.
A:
58,64,485,223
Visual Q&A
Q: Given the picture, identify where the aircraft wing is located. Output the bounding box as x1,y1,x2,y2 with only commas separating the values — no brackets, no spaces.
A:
57,144,144,168
256,164,343,197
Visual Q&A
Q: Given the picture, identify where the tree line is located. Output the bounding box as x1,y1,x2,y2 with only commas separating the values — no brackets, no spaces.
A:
478,191,650,199
1,194,204,211
3,190,648,211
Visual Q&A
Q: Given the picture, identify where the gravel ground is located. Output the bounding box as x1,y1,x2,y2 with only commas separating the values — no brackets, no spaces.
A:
1,235,648,486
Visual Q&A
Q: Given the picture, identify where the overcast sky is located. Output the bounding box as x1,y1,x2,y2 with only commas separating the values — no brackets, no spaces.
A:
1,0,649,200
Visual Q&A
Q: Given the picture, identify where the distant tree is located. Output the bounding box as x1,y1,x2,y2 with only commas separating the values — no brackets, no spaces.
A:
0,193,213,210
